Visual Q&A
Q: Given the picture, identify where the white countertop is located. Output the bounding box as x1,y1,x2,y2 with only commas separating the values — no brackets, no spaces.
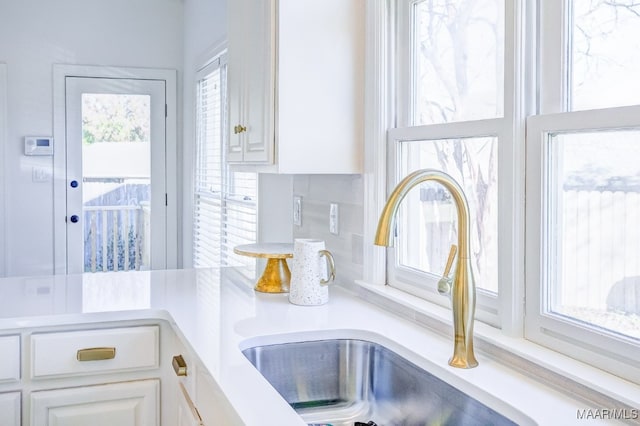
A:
0,268,633,425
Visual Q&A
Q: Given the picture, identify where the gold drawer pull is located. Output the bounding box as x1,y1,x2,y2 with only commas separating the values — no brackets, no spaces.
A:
76,347,116,362
172,354,188,376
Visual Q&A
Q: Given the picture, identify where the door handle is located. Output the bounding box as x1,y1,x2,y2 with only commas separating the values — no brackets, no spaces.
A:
70,180,78,188
69,215,79,223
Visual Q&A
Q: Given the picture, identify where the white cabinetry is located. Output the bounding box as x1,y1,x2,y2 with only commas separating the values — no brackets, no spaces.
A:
169,342,243,426
228,0,273,164
0,325,163,425
195,368,243,425
31,326,159,378
0,335,20,383
177,382,203,426
30,380,158,426
0,392,20,426
227,0,364,173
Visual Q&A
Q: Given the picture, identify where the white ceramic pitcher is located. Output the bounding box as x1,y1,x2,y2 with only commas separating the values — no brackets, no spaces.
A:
289,239,336,306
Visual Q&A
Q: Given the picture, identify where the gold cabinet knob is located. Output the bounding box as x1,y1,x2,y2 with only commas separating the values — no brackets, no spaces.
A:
234,124,247,134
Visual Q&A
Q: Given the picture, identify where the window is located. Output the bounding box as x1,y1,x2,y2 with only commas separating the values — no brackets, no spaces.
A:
388,0,514,326
527,0,640,382
193,54,258,274
371,0,640,380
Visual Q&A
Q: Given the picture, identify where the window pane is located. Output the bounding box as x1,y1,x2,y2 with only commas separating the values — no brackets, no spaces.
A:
81,94,151,272
398,137,498,293
570,0,640,111
412,0,504,125
547,130,640,340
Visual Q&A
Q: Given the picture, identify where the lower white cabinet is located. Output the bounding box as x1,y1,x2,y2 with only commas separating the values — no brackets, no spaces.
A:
30,379,159,426
0,391,20,426
177,382,203,426
0,335,20,383
196,369,244,425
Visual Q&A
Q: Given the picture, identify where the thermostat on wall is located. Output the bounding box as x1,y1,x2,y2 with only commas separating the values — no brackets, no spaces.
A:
24,136,54,156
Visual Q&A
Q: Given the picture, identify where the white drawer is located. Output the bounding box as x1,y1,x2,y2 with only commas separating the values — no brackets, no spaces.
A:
31,326,159,378
0,335,20,382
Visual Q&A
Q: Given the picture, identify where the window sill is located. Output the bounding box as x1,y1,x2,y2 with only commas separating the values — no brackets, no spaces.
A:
347,279,640,415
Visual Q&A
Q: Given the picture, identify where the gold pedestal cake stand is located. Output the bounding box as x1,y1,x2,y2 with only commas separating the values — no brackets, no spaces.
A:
233,243,294,293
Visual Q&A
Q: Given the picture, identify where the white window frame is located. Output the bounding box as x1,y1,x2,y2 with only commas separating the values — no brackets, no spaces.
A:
191,51,258,273
365,0,526,330
525,0,640,382
193,56,226,269
0,63,6,277
365,0,640,383
526,107,640,383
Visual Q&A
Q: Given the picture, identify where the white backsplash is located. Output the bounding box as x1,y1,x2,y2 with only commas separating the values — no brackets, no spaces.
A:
292,175,364,286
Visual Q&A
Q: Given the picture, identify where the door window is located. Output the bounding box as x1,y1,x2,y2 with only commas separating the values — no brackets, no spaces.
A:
65,77,167,273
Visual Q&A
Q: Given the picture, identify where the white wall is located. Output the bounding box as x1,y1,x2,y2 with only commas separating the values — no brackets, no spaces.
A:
292,175,364,287
0,0,183,276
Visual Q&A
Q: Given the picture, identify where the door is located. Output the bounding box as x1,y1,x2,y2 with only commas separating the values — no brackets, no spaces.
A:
65,77,167,274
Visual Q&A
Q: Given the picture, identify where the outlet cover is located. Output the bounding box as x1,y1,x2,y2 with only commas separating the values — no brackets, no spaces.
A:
293,196,302,226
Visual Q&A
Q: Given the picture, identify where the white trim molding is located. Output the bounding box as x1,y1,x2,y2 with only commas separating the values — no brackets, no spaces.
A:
0,63,6,277
363,0,392,285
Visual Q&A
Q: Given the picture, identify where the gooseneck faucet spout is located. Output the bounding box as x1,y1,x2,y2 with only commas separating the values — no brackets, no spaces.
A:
374,169,478,369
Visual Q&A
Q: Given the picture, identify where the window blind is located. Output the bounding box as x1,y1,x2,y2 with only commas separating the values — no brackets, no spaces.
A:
193,55,257,273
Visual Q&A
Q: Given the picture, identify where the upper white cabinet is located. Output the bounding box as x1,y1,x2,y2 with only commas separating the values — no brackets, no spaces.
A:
227,0,364,173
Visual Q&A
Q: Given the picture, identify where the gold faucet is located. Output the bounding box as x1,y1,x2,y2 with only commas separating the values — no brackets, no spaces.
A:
374,169,478,369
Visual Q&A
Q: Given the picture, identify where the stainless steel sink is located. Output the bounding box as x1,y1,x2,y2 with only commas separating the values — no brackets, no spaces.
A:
242,339,525,426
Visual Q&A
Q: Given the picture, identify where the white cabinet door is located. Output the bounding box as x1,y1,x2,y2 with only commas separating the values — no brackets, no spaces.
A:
226,0,364,173
31,380,159,426
177,382,203,426
0,392,20,426
227,0,274,164
227,0,246,164
196,369,244,426
0,335,20,383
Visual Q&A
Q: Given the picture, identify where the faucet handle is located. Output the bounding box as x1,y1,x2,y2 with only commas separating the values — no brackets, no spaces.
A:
442,244,457,277
437,245,457,296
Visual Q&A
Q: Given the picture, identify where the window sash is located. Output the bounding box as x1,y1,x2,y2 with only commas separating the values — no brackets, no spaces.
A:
527,0,640,382
386,0,523,329
193,55,258,273
525,106,640,382
387,121,506,326
369,0,640,383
